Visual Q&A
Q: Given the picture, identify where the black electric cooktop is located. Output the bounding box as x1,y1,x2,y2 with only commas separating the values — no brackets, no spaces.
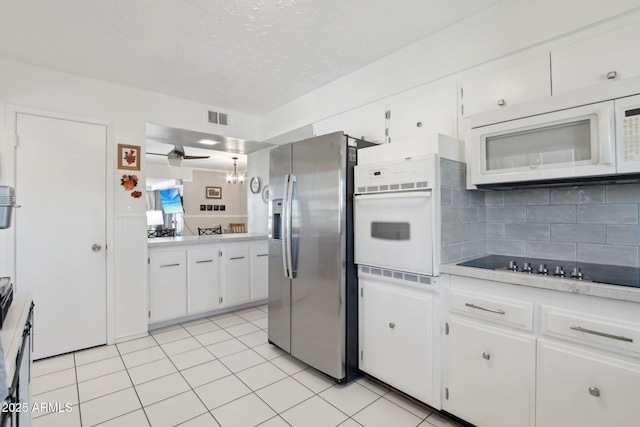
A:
457,255,640,289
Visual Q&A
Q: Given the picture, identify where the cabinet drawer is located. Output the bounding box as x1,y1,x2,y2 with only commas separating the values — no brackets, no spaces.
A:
541,306,640,357
449,288,533,331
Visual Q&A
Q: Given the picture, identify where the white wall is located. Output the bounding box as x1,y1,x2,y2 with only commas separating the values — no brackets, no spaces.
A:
260,0,640,139
246,125,314,234
0,58,261,342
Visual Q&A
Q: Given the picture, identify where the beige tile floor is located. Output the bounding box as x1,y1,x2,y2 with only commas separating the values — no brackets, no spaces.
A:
30,305,464,427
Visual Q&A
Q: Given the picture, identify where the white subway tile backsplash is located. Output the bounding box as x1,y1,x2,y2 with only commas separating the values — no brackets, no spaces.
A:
526,241,576,261
442,243,463,264
606,225,640,245
577,204,638,224
550,186,605,205
485,239,526,257
440,187,452,206
485,191,505,206
439,160,640,268
551,224,606,244
505,223,550,241
442,223,470,244
504,189,550,206
526,205,576,223
577,244,639,267
605,183,640,203
485,223,505,239
441,206,481,224
441,167,465,188
451,188,470,206
485,206,526,223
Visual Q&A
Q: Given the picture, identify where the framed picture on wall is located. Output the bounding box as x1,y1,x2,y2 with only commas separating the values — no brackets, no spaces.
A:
118,144,140,171
206,186,222,199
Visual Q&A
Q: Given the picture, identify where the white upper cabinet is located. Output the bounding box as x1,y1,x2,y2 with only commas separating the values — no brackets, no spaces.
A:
552,23,640,95
313,101,385,143
460,53,551,119
386,83,458,143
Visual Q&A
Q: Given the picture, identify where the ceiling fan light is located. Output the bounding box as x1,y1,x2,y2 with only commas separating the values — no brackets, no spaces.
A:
167,156,182,167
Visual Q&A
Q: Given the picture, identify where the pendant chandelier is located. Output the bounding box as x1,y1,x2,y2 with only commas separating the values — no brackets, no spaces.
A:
226,157,245,184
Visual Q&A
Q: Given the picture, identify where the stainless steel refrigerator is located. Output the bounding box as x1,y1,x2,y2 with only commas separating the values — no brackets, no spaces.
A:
268,131,369,384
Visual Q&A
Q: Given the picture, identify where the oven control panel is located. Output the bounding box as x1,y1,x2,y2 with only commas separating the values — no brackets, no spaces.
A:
355,154,437,193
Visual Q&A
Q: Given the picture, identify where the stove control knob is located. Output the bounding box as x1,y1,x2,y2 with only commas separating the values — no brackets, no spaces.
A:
537,264,548,275
508,261,518,271
571,267,583,280
553,266,565,277
522,262,532,273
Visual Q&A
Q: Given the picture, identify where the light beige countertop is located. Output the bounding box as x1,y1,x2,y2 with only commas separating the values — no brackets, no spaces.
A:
441,263,640,304
1,292,33,382
148,233,267,248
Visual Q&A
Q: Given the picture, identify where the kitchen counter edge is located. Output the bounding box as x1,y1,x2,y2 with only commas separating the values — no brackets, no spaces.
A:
441,263,640,304
1,292,33,383
148,233,268,248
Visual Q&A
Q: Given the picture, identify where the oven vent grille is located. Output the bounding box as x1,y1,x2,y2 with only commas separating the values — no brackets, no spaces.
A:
359,265,432,286
356,181,430,194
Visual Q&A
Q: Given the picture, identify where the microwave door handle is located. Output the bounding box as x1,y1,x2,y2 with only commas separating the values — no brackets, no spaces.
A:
600,106,615,165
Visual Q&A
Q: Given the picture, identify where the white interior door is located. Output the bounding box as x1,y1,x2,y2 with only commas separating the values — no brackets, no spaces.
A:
16,112,107,359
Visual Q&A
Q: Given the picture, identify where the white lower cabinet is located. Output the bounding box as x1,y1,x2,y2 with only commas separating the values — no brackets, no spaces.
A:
221,245,251,307
359,276,438,407
537,340,640,427
250,243,269,301
444,317,536,427
444,274,640,427
187,247,221,314
149,240,266,324
149,250,187,323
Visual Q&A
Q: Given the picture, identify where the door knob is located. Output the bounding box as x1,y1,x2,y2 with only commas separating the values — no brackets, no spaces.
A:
92,244,102,252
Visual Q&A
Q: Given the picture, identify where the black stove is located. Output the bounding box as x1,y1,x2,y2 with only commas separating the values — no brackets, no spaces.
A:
457,255,640,289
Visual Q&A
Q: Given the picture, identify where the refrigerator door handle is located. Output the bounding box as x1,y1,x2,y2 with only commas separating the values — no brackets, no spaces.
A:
282,174,291,278
283,174,297,279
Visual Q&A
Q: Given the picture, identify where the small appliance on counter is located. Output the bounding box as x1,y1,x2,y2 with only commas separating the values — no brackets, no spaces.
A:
0,186,16,229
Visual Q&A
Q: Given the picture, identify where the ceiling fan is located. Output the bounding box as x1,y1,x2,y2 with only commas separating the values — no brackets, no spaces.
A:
146,145,210,167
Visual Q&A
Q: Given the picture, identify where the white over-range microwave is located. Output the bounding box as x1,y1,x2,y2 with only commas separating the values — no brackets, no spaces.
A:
467,82,640,189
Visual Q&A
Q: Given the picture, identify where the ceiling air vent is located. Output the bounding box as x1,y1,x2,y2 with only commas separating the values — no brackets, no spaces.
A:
207,110,229,126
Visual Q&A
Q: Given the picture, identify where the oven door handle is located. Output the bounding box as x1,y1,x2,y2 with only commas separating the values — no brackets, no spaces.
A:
355,190,431,200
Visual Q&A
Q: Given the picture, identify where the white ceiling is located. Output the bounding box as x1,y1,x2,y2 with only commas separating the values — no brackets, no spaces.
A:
1,0,499,173
0,0,499,116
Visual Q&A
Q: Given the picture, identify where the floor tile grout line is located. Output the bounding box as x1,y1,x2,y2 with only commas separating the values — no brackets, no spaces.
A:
147,323,226,425
111,337,153,427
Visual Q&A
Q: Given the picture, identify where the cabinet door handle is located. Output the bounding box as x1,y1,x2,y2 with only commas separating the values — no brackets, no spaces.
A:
229,256,245,260
570,326,633,343
257,254,269,257
465,303,505,315
388,322,395,329
497,99,506,106
589,386,600,397
196,260,214,264
482,352,490,360
160,263,180,268
607,71,617,80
